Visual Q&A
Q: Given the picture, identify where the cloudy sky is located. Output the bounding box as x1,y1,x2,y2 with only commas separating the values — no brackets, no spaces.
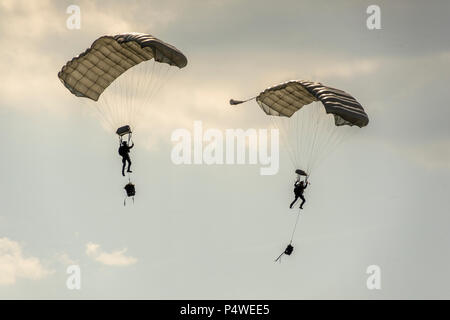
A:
0,0,449,299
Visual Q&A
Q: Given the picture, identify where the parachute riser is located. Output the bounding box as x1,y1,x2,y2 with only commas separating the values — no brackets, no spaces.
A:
119,133,132,145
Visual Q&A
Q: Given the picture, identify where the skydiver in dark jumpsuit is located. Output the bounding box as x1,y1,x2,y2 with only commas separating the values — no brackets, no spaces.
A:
118,141,134,176
289,179,308,209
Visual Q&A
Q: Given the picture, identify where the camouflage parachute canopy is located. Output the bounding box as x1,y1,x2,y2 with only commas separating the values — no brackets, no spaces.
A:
58,33,188,101
232,80,369,127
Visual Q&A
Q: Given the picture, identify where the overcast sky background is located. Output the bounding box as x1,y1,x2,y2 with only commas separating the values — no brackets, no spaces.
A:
1,0,449,299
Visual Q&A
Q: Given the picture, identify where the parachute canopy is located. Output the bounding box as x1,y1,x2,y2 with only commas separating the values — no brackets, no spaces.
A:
256,80,368,127
58,33,187,102
232,80,368,128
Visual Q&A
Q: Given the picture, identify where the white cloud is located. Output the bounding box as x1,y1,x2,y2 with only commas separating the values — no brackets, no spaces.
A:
55,252,77,266
85,242,101,256
85,242,137,266
0,238,52,286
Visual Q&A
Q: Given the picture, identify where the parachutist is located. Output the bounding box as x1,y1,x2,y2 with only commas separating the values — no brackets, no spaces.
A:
119,141,134,176
232,80,369,257
289,178,308,209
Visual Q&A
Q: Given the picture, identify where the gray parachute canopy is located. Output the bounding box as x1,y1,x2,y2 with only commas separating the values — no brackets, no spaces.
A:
58,33,188,101
231,80,368,127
